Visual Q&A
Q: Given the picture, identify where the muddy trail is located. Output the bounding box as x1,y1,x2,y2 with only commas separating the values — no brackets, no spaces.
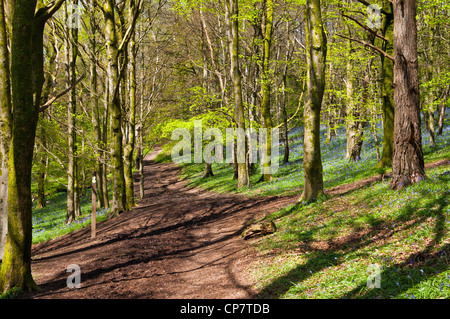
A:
24,150,295,299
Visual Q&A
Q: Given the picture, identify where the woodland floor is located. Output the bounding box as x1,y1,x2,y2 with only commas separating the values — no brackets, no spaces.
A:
20,150,449,299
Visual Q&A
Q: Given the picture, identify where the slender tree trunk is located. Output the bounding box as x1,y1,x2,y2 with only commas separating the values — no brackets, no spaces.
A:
138,46,145,199
344,26,365,162
101,84,110,209
124,3,137,209
281,28,291,164
436,101,446,136
300,0,326,202
378,0,394,168
89,0,106,208
66,0,80,223
226,0,248,188
260,0,274,182
104,0,127,216
390,0,425,190
0,0,39,293
0,0,11,262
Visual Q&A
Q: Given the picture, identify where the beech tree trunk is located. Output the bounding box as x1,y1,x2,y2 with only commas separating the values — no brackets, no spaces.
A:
89,0,106,208
124,2,137,209
390,0,425,190
0,0,39,293
300,0,326,202
260,0,274,182
0,0,11,262
104,0,128,216
226,0,249,188
378,0,395,168
66,0,80,224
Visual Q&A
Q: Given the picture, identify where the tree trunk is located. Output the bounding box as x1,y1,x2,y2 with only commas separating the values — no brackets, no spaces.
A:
390,0,425,190
0,0,39,293
124,2,137,209
378,0,395,168
202,162,214,179
260,0,274,182
436,101,446,136
66,0,80,224
0,0,11,262
300,0,326,202
104,0,127,216
89,0,106,208
226,0,249,188
281,28,292,164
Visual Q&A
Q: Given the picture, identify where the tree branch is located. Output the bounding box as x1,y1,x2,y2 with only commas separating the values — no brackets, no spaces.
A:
117,0,143,53
39,74,85,112
37,0,66,23
336,33,394,62
342,13,389,42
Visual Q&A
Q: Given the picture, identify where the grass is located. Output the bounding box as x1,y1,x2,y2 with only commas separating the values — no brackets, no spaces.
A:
249,164,449,299
172,114,450,299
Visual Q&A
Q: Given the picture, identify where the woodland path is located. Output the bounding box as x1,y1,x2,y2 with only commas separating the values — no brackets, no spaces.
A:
24,149,295,299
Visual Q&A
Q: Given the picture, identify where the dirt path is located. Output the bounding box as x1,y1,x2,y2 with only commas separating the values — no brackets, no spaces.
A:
25,150,295,299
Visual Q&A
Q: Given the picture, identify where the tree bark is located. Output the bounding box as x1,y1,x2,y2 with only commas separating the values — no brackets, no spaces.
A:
390,0,425,190
378,0,395,168
226,0,249,188
0,0,11,262
0,0,39,293
124,1,137,209
104,0,128,216
260,0,274,182
89,0,106,208
300,0,326,202
66,0,80,224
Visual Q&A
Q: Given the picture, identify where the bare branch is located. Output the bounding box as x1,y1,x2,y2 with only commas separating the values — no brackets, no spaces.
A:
336,33,394,62
39,74,85,112
342,13,389,42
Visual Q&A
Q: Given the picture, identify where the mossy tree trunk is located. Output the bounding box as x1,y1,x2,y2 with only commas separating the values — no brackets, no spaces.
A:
226,0,249,189
0,0,11,262
390,0,425,190
0,0,38,293
300,0,327,203
344,36,364,162
66,0,81,224
104,0,128,216
0,0,66,293
89,0,106,208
